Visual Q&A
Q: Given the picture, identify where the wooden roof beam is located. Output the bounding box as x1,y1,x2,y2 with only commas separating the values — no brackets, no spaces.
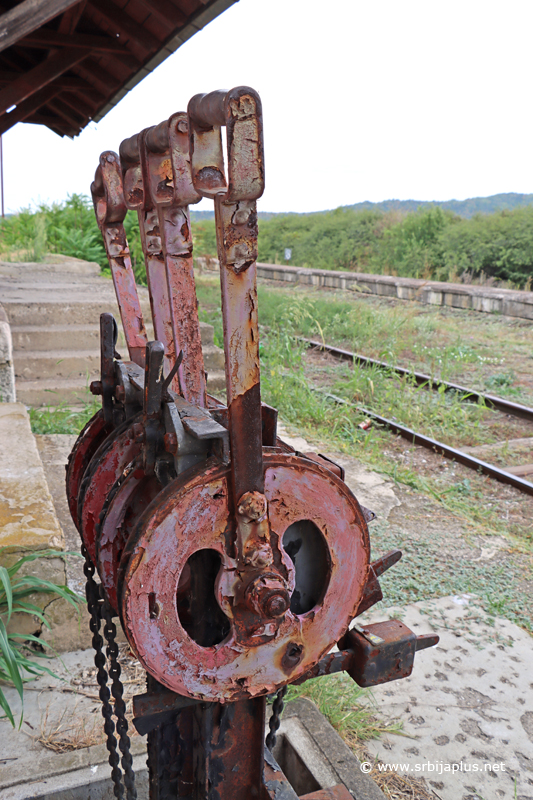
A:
0,0,84,55
58,89,96,119
48,96,85,128
26,110,72,135
0,45,89,116
0,71,105,104
87,0,159,53
73,57,123,95
22,29,132,54
0,84,59,135
134,0,186,29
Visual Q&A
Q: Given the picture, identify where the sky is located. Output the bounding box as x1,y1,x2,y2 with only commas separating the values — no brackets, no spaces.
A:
3,0,533,214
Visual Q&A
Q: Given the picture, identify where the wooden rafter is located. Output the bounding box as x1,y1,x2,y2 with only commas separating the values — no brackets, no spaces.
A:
0,46,89,116
0,84,59,134
0,0,83,55
22,29,132,54
0,0,237,137
73,57,122,95
27,110,71,134
48,96,84,128
88,0,159,53
134,0,186,29
59,89,95,119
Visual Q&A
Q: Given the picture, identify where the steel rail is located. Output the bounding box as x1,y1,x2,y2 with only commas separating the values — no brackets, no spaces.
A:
317,390,533,497
301,337,533,422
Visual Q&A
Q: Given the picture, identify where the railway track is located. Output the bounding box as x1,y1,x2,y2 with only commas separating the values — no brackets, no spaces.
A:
302,337,533,497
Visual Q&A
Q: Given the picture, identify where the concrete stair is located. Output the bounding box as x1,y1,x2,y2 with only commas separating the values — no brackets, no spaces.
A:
0,258,225,405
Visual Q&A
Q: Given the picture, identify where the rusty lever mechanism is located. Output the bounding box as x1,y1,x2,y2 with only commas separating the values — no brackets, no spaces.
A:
66,87,438,800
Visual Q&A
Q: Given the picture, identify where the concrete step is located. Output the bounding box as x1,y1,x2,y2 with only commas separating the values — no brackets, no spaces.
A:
0,255,102,276
14,340,224,382
202,343,225,371
14,349,100,382
3,299,152,326
10,320,215,350
16,370,226,406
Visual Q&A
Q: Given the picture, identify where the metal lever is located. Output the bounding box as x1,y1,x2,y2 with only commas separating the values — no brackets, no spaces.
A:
119,133,180,391
143,340,165,475
91,153,148,368
142,113,206,407
188,87,265,503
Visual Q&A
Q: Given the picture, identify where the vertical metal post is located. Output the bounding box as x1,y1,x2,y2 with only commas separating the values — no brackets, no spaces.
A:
1,135,5,218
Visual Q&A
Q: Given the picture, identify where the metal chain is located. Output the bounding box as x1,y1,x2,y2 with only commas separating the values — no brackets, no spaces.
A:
101,592,137,800
265,685,288,752
82,545,124,799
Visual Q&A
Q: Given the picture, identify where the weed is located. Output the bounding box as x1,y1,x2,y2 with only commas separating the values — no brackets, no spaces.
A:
286,673,401,745
0,549,83,727
29,400,99,436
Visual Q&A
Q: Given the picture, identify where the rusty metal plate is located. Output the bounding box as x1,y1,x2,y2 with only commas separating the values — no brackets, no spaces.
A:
120,452,370,702
78,419,142,565
96,466,162,614
65,410,112,531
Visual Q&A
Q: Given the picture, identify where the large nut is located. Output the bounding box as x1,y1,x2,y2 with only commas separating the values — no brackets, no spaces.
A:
245,574,290,619
90,380,103,396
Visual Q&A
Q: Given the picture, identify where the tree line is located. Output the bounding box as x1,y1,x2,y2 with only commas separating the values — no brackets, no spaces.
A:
2,195,533,288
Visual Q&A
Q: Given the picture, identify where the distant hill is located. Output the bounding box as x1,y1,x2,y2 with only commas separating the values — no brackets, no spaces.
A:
190,192,533,221
341,192,533,218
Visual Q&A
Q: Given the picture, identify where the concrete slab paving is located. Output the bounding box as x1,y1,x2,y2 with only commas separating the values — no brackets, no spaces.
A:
358,594,533,800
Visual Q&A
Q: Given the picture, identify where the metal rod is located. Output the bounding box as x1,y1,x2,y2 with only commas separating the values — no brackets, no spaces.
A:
302,338,533,421
1,134,4,218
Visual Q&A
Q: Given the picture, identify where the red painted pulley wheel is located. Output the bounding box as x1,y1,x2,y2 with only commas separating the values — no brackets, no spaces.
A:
65,410,113,531
120,452,370,703
96,465,162,615
78,414,142,565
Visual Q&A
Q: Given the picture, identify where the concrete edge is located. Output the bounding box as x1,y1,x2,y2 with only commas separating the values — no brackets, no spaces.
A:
0,302,16,402
0,738,147,791
253,263,533,321
282,698,386,800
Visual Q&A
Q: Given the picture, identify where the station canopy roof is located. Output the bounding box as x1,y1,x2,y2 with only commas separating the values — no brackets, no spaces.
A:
0,0,237,138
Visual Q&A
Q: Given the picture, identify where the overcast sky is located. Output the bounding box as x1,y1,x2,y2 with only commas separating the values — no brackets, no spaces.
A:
3,0,533,214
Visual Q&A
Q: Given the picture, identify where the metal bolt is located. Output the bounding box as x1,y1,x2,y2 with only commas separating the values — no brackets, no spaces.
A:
164,432,178,454
177,119,188,133
90,380,103,396
237,491,267,522
264,593,289,618
115,385,126,402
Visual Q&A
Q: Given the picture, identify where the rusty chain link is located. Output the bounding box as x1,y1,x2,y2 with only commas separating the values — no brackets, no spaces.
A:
265,685,288,752
83,544,137,800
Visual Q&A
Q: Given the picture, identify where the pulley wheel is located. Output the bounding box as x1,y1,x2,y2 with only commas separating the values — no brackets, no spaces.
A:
120,452,370,702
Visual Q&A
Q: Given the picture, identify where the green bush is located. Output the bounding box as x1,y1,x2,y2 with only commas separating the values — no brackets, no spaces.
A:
3,195,533,287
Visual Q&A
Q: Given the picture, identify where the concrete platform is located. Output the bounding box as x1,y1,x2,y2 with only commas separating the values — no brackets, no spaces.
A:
0,404,63,553
358,594,533,800
256,262,533,321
